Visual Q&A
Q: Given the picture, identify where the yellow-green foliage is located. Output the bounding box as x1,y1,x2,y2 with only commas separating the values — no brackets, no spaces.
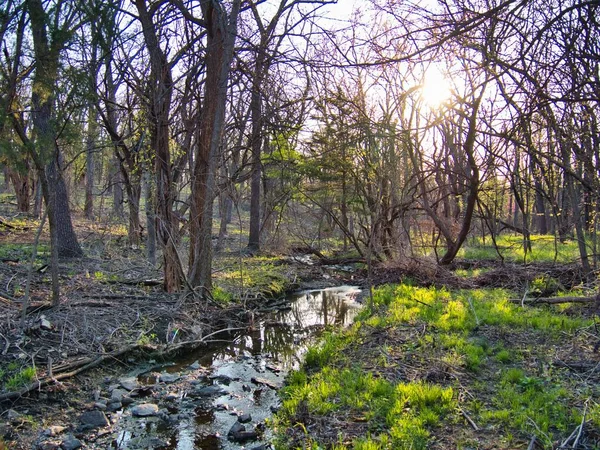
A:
279,368,455,450
276,284,595,449
461,234,585,263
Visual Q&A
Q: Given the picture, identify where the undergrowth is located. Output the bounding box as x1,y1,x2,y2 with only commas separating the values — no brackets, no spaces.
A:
274,284,599,449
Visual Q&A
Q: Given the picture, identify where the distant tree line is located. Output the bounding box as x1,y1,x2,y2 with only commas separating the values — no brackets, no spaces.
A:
0,0,597,300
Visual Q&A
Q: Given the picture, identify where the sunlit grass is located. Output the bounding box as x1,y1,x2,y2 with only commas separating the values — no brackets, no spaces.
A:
276,283,596,448
461,234,589,263
278,368,455,450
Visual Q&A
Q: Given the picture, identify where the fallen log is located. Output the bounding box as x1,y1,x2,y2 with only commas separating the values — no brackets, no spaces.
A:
0,344,146,402
509,295,599,305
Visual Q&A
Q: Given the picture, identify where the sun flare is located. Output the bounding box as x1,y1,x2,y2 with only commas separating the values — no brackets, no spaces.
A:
420,68,452,109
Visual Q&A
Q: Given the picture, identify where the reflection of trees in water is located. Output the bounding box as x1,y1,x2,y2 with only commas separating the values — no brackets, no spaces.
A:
209,289,359,364
277,291,356,329
262,324,297,366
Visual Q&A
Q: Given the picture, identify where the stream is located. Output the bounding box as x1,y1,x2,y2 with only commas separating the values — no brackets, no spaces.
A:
107,285,362,450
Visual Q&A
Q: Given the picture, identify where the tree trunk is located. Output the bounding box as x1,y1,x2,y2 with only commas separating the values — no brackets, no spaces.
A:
134,0,183,292
7,165,31,213
144,170,156,265
84,107,96,219
188,0,241,292
26,0,82,260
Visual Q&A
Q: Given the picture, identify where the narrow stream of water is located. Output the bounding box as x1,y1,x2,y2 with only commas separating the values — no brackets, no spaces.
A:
111,286,362,450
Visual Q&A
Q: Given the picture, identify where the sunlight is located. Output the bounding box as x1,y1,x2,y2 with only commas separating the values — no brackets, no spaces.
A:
420,68,452,109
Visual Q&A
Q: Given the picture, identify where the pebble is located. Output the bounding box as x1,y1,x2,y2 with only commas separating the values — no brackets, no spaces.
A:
165,392,179,401
192,385,225,397
78,410,109,429
110,388,128,401
106,401,122,412
60,434,82,450
119,377,138,391
93,402,107,411
121,396,135,406
189,361,201,370
130,403,159,417
44,425,66,436
238,413,252,423
159,373,180,383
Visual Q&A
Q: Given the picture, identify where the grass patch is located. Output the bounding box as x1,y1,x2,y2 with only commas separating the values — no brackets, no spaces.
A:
275,284,597,448
461,234,587,263
0,363,37,392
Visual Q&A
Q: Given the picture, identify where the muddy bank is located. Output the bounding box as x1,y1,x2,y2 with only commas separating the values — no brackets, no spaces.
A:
1,285,363,449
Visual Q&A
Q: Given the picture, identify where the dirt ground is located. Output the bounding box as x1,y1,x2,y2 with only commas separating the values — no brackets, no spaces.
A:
0,212,598,449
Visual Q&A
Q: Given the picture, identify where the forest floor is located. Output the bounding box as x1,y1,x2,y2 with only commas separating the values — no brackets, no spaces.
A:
0,210,598,449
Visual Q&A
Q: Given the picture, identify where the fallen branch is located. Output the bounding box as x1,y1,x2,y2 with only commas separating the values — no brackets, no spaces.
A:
459,407,479,431
509,295,599,305
0,344,146,402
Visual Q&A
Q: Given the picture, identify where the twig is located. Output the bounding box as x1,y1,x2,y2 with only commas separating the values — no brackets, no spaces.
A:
527,436,536,450
466,296,480,326
0,332,9,355
459,407,479,431
572,399,589,449
0,344,143,402
521,288,529,308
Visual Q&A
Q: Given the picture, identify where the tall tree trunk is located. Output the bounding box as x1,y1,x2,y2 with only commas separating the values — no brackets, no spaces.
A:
188,0,241,292
247,55,265,252
84,107,97,219
7,165,31,213
26,0,83,260
135,0,183,292
144,170,156,265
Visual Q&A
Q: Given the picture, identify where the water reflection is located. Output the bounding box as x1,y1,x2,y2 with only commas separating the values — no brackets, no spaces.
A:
211,286,361,369
122,286,361,450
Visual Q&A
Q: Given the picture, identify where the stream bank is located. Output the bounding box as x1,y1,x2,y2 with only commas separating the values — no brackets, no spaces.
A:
3,285,362,450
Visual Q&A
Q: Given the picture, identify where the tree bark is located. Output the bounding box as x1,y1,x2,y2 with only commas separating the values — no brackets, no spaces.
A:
188,0,241,292
134,0,183,292
25,0,83,260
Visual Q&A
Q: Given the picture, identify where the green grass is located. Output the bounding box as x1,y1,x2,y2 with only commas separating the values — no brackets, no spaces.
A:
1,364,37,392
275,284,597,449
460,234,588,263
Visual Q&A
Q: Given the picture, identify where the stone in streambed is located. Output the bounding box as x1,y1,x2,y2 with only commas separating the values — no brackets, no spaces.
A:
238,413,252,423
130,403,159,417
60,434,82,450
78,410,109,429
44,425,66,437
118,377,138,391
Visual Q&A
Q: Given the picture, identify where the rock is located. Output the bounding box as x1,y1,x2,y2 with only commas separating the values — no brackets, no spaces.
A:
130,403,159,417
39,316,53,331
93,402,107,411
7,409,21,421
78,410,109,429
192,385,225,397
189,361,201,370
37,442,60,450
121,396,135,406
165,392,179,401
251,445,267,450
44,425,66,436
230,430,259,443
119,377,138,391
238,413,252,423
228,422,245,436
250,377,280,390
60,434,82,450
110,388,127,401
159,372,180,383
106,401,122,412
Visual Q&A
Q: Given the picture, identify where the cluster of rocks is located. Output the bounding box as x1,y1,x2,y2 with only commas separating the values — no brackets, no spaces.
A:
33,361,272,450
